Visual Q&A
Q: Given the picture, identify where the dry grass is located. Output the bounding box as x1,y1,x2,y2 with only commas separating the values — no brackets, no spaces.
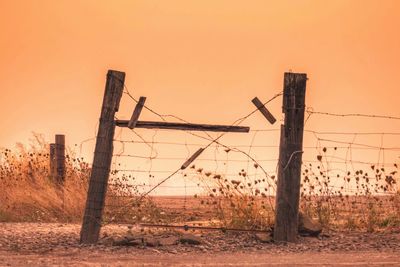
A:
187,148,399,232
300,148,400,231
0,134,90,222
1,136,399,233
190,165,276,230
0,134,170,224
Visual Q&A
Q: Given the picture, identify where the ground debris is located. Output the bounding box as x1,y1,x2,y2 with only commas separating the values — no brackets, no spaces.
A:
255,232,272,243
0,223,399,256
179,233,202,245
298,212,322,237
159,236,179,246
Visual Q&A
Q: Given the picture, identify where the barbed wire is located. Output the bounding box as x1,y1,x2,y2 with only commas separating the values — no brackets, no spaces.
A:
306,108,400,121
119,81,284,197
80,75,400,227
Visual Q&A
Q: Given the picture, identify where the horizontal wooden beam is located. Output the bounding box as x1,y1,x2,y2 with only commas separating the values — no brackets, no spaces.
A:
116,120,250,133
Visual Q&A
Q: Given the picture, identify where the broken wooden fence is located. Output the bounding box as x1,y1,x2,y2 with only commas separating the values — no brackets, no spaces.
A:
80,70,250,244
79,69,307,244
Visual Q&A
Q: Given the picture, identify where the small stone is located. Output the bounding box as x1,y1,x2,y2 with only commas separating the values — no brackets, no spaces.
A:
151,248,161,253
179,234,202,245
99,236,114,246
199,245,208,252
169,249,178,254
159,236,179,246
127,238,143,246
298,212,322,237
125,234,139,242
320,233,330,238
112,237,129,246
144,237,160,247
255,232,272,243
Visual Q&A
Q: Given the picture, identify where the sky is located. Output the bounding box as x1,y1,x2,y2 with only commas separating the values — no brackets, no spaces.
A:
1,0,399,194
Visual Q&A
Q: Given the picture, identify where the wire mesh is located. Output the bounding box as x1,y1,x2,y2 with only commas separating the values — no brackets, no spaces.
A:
77,82,400,230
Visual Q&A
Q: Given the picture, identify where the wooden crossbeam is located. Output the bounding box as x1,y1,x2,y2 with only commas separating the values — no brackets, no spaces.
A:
128,96,146,129
116,120,250,133
181,148,204,170
252,97,277,124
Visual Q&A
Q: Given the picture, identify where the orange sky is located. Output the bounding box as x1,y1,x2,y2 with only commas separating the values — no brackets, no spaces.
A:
1,1,400,194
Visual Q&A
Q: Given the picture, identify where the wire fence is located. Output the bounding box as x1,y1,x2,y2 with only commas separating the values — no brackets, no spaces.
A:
76,82,400,228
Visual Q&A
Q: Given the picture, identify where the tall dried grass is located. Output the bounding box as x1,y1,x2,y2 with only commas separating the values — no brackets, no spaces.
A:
1,135,398,233
191,148,399,232
300,149,400,231
0,134,90,222
192,164,276,230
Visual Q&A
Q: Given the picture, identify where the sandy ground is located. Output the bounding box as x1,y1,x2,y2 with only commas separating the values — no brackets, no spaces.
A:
1,251,400,266
0,223,399,266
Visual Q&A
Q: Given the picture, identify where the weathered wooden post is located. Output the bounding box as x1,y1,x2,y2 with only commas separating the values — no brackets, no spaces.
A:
55,134,65,183
49,135,65,183
274,72,307,242
80,70,125,244
49,143,56,178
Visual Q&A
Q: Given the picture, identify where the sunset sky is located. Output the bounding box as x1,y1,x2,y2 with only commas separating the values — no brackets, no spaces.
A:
1,0,399,194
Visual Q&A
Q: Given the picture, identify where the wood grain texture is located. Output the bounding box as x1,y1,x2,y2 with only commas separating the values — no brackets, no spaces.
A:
274,72,307,242
49,143,56,179
252,97,277,124
181,148,205,169
80,70,125,244
116,120,250,133
55,135,65,183
128,96,146,129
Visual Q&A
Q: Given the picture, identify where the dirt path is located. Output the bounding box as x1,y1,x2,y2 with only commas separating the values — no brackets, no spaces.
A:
0,223,399,266
1,251,400,266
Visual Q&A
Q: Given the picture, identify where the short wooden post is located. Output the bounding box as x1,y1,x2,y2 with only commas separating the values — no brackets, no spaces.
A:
274,72,307,242
80,70,125,244
49,143,56,178
55,134,65,183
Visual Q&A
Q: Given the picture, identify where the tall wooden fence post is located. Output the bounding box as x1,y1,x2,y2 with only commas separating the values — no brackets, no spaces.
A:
274,72,307,242
80,70,125,244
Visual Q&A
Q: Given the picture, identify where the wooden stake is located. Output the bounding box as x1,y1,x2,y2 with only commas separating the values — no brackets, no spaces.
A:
128,96,146,129
252,97,277,124
80,70,125,244
274,72,307,242
181,148,204,170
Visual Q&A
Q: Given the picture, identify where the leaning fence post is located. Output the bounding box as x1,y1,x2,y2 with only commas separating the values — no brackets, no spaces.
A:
274,72,307,242
80,70,125,244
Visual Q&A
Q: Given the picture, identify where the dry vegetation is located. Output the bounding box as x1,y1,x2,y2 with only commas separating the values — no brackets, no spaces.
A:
189,164,276,230
0,134,90,222
0,134,166,224
190,147,400,232
1,136,399,233
300,149,400,231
